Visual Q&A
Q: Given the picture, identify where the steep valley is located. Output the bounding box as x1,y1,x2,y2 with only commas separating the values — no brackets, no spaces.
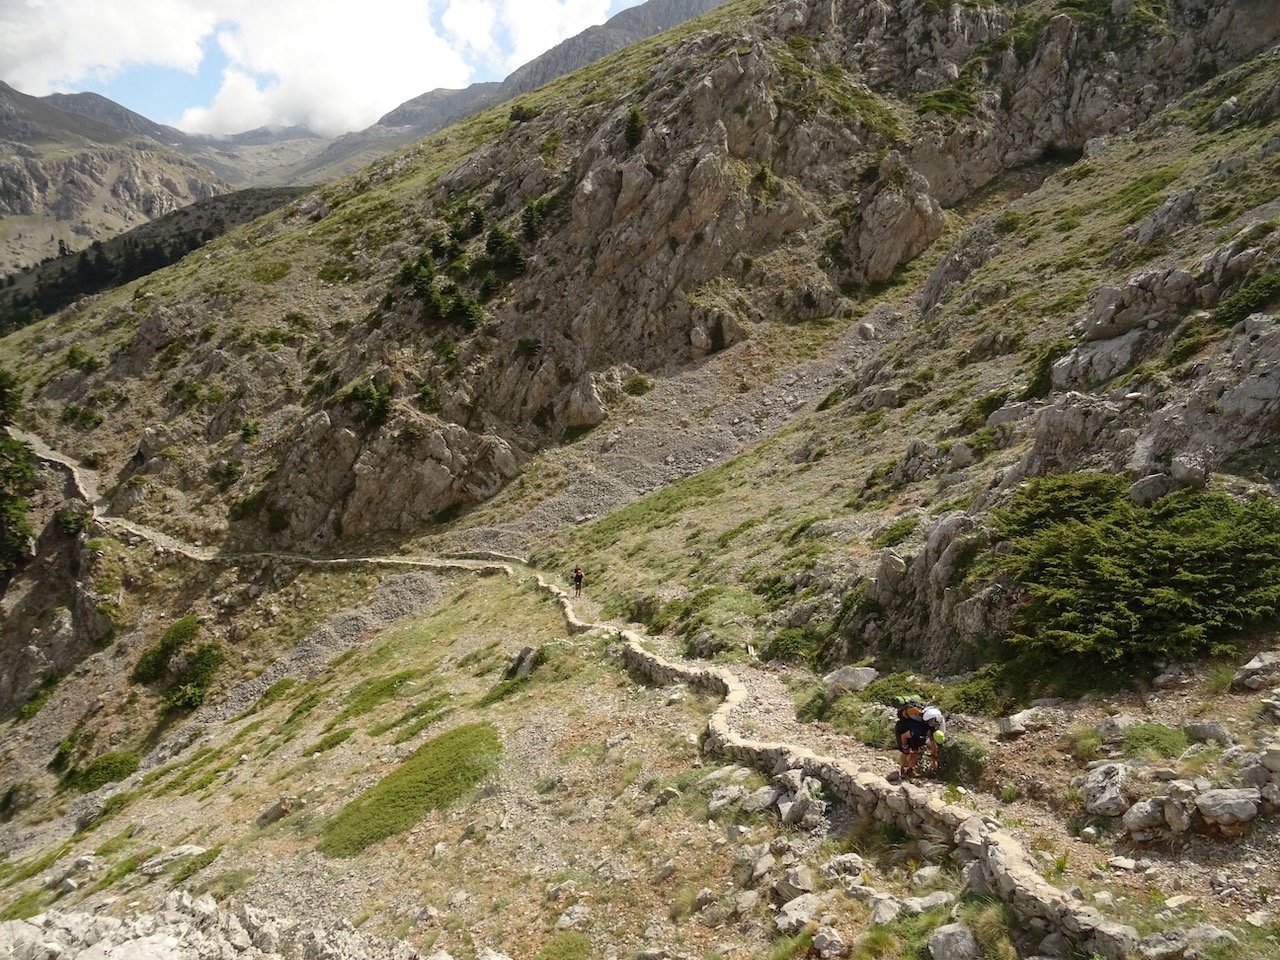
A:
3,1,1280,958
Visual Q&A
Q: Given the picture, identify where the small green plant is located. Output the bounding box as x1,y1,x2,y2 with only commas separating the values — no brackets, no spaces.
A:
306,727,355,754
17,674,60,722
250,260,291,284
346,381,394,428
65,344,103,373
621,373,653,396
318,722,500,857
1122,722,1188,759
1214,268,1280,325
533,931,591,960
167,846,222,885
66,751,139,793
870,516,917,549
131,616,200,684
957,898,1019,960
1065,725,1103,762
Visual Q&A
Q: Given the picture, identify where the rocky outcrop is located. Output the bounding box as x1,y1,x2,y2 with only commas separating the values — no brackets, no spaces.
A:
266,409,519,545
0,145,225,273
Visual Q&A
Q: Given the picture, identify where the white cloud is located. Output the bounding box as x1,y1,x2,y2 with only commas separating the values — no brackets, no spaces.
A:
0,0,633,136
497,0,614,73
0,0,217,91
175,1,475,135
441,1,500,64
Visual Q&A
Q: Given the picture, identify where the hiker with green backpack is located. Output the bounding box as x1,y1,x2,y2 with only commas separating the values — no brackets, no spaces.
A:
894,700,946,780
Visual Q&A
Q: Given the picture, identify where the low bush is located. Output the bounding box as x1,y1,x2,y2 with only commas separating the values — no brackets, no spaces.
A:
988,472,1280,665
934,732,990,787
1213,269,1280,326
535,932,591,960
318,722,500,857
164,642,225,711
870,516,918,549
131,616,200,684
67,751,139,793
306,727,355,754
1122,722,1187,759
17,674,60,722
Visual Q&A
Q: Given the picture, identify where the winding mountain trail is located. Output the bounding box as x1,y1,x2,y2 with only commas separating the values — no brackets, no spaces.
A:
9,425,1140,958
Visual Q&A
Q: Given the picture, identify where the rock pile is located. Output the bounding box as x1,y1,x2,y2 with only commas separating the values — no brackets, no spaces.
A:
0,891,419,960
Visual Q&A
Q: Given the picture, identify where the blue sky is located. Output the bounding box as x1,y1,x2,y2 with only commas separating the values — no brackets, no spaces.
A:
0,1,646,137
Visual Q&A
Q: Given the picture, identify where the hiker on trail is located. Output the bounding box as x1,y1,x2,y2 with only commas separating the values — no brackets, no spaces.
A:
894,701,946,779
572,565,584,597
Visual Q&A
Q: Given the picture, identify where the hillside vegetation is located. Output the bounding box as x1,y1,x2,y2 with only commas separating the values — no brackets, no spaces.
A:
2,1,1280,958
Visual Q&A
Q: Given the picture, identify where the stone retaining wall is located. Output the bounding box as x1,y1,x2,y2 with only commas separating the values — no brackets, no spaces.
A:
605,625,1139,960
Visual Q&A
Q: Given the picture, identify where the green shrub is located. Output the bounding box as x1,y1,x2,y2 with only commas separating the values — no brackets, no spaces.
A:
935,732,990,786
870,516,917,549
989,473,1280,664
332,669,425,725
164,642,225,711
1021,340,1073,400
1214,269,1280,326
17,674,60,722
168,845,222,885
307,727,356,754
132,616,200,684
477,674,531,707
0,432,35,578
938,664,1017,715
535,932,591,960
0,782,34,821
762,625,828,665
250,261,291,284
69,751,139,793
346,381,394,428
318,722,501,856
65,344,102,373
1122,722,1188,759
860,673,944,708
621,373,653,396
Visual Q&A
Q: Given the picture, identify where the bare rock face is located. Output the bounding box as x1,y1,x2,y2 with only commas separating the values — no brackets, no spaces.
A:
268,410,519,545
0,146,225,273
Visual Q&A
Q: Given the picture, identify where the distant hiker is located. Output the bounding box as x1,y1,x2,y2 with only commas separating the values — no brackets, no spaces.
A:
894,700,946,779
572,565,584,597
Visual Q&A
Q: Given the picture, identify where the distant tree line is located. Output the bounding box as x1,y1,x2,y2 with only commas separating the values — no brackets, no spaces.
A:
0,227,219,335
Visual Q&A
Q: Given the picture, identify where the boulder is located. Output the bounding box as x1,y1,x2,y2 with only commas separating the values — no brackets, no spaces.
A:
741,785,782,813
776,892,823,935
1233,652,1280,690
927,923,982,960
823,666,879,694
813,925,847,959
1122,799,1167,840
1084,763,1134,816
1195,788,1261,826
774,865,815,901
869,894,902,925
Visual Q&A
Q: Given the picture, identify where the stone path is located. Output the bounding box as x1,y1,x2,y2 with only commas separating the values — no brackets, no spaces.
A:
11,427,1140,958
